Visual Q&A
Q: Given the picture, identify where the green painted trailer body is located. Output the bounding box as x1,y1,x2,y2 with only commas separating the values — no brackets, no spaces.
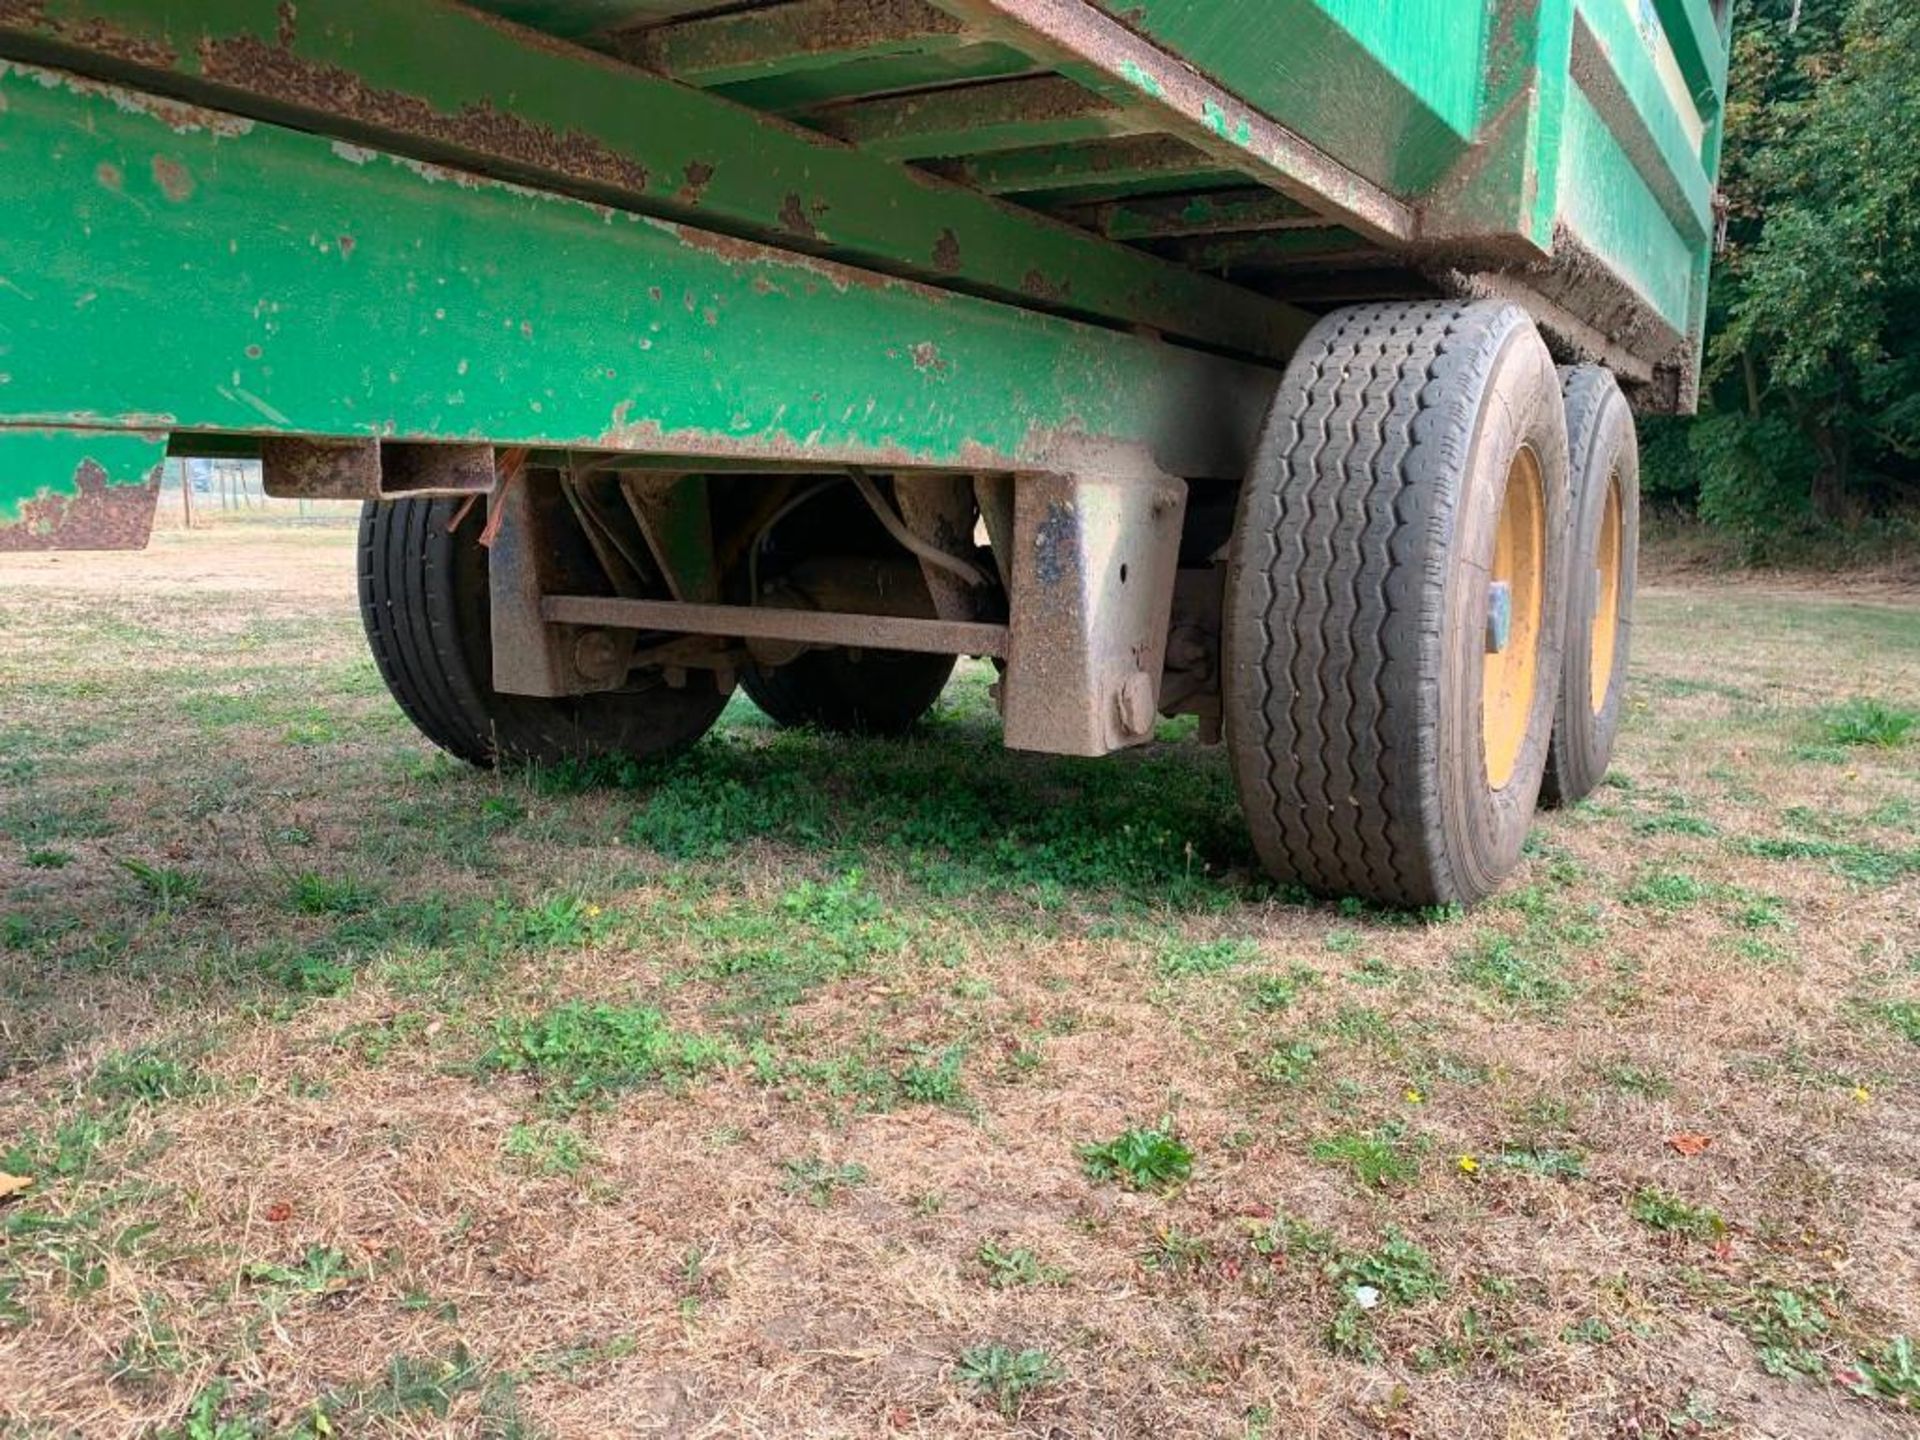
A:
0,0,1730,547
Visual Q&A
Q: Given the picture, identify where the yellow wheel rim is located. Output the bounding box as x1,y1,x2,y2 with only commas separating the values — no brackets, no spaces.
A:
1481,446,1546,791
1588,470,1623,714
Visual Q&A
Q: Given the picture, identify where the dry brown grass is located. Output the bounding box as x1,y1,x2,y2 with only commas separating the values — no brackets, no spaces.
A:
2,529,1917,1439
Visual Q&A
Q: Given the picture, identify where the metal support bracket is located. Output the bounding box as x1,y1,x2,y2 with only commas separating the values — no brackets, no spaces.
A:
1001,456,1187,756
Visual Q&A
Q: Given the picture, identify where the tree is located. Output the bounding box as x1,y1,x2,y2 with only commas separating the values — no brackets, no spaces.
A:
1660,0,1920,539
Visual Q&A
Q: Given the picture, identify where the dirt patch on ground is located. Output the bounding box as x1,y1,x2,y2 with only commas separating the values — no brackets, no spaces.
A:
0,523,359,602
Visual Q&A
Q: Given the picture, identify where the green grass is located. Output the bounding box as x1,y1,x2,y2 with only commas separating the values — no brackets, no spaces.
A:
1820,697,1917,748
1310,1124,1422,1190
1629,1187,1725,1240
8,535,1920,1433
1157,936,1259,978
778,1157,869,1207
1621,866,1709,911
1454,932,1574,1011
90,1047,206,1106
1873,1001,1920,1046
291,872,379,916
502,1121,596,1177
482,1002,729,1109
1742,834,1920,886
1078,1124,1194,1193
116,857,203,911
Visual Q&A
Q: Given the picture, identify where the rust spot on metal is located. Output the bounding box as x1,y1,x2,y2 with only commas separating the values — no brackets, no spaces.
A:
150,154,194,202
0,0,179,68
260,437,379,500
931,227,961,272
244,344,263,359
94,160,123,192
337,233,355,258
777,191,818,240
276,0,297,50
0,457,161,552
196,35,652,196
909,342,947,374
1021,267,1068,302
678,160,715,205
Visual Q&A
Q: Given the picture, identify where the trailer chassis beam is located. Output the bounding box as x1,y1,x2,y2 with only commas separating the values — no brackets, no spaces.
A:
0,61,1279,549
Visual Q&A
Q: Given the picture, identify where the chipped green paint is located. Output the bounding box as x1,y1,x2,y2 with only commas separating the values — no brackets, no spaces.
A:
0,65,1275,495
1117,58,1164,99
0,430,167,550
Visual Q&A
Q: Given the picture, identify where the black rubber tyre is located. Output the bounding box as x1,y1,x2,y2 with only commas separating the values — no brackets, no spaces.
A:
1541,366,1639,807
1223,300,1572,908
358,496,728,767
741,648,956,736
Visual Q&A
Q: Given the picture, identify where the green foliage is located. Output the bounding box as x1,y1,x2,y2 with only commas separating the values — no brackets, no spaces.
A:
1157,936,1259,978
1078,1123,1193,1193
1495,1146,1587,1180
1852,1334,1920,1405
90,1047,205,1106
1738,1287,1832,1378
954,1345,1062,1418
1822,698,1917,748
1875,1001,1920,1046
1254,1219,1445,1360
483,1002,728,1108
1454,932,1573,1011
153,1383,266,1440
1310,1124,1422,1190
977,1240,1066,1289
1255,1038,1319,1086
291,872,379,916
896,1044,969,1108
117,857,202,911
503,1121,595,1177
1628,1187,1725,1240
1649,0,1920,539
779,1157,868,1207
1622,867,1708,911
242,1245,355,1297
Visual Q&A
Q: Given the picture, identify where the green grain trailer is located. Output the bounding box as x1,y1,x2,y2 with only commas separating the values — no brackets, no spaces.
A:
0,0,1730,906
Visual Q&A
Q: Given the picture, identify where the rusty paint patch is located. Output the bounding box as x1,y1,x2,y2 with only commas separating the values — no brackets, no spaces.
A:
150,154,193,202
776,191,818,241
931,227,961,272
197,34,651,195
276,0,297,50
1021,268,1069,303
909,342,947,374
0,456,160,551
662,218,902,294
93,159,122,191
0,0,177,68
678,160,714,206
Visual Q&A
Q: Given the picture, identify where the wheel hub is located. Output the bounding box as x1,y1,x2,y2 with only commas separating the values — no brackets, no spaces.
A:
1481,447,1547,791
